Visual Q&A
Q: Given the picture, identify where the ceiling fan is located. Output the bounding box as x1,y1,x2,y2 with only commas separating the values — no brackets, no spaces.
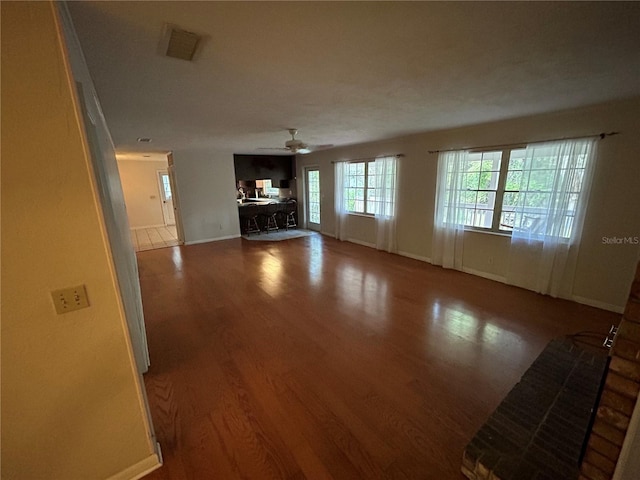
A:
259,129,332,155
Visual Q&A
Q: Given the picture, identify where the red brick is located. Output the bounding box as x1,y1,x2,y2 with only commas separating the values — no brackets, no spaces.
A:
605,371,640,399
591,416,626,446
618,319,640,343
581,461,611,480
600,389,636,417
587,433,621,462
611,337,640,363
596,406,630,430
609,355,640,382
624,300,640,323
584,449,617,476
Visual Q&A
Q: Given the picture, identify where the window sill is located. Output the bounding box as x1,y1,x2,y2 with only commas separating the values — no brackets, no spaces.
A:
464,227,512,238
347,212,375,218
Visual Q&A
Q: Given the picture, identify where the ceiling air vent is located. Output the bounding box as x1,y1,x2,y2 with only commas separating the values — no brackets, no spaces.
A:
162,25,201,61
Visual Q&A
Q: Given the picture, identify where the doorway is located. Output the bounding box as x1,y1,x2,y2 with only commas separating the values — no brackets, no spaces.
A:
158,171,176,226
305,167,321,231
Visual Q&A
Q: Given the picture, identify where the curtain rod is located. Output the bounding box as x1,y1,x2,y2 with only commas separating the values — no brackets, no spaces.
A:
331,153,404,164
427,132,620,154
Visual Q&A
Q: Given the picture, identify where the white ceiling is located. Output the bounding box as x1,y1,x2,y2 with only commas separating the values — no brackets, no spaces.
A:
68,1,640,159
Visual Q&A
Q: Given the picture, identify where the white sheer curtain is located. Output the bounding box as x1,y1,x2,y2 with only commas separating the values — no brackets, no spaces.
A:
334,161,348,241
374,156,399,252
507,138,597,298
432,150,469,270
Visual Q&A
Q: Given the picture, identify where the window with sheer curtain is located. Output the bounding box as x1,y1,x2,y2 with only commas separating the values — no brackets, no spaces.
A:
435,143,594,239
343,160,397,216
433,138,597,297
336,156,399,251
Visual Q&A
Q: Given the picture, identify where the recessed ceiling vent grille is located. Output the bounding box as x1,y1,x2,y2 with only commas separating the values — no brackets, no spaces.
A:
162,24,201,61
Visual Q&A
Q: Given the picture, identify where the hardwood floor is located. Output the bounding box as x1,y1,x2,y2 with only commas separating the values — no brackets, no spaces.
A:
138,234,618,479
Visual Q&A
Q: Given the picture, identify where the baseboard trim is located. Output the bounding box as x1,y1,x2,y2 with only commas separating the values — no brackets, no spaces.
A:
572,295,624,314
347,238,376,249
106,452,162,480
320,231,335,238
461,267,507,284
185,234,241,245
131,224,166,230
398,251,432,264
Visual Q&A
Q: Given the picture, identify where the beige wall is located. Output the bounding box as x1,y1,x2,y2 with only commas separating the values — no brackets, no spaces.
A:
117,159,168,229
296,98,640,311
1,2,159,478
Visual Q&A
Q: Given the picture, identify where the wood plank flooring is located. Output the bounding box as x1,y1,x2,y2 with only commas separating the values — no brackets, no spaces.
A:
137,234,618,479
131,226,179,252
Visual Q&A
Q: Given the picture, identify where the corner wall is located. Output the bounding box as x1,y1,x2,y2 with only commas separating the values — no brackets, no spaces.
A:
296,98,640,311
117,159,169,229
1,2,159,478
172,148,241,243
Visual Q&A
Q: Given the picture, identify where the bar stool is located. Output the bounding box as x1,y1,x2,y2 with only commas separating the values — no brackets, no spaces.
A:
264,202,279,233
244,204,260,235
284,199,297,230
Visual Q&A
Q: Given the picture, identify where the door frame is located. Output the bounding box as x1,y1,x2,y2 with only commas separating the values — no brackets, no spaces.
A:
167,156,185,244
304,166,321,231
157,170,175,226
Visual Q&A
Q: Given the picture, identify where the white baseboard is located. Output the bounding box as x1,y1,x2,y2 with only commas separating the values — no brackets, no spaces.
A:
131,224,166,230
106,452,162,480
461,267,507,284
185,234,241,245
398,251,432,264
572,295,624,314
347,238,376,249
320,231,335,238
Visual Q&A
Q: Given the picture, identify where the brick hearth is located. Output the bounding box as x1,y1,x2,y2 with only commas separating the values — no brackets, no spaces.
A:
580,262,640,480
462,339,608,480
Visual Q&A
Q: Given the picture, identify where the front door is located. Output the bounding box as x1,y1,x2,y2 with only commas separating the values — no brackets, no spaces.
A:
306,167,321,231
158,171,175,226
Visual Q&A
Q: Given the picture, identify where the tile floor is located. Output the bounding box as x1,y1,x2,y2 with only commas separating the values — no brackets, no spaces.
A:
130,225,179,252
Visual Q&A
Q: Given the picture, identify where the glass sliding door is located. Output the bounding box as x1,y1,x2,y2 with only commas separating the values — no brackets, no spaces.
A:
306,167,321,231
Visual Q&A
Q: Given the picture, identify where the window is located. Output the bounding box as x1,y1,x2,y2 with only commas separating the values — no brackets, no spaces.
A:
438,141,594,239
257,179,279,196
343,159,397,215
344,161,372,214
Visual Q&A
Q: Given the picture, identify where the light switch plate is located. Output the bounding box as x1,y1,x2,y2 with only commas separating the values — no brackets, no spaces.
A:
52,284,90,314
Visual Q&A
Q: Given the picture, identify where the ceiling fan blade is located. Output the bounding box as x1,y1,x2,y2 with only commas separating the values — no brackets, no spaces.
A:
308,144,334,151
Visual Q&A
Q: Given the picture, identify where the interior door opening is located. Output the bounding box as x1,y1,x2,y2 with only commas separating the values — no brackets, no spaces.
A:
158,171,176,226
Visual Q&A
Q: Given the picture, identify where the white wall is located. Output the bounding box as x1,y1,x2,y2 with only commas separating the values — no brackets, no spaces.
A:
172,148,241,243
118,159,168,228
296,98,640,311
1,2,159,478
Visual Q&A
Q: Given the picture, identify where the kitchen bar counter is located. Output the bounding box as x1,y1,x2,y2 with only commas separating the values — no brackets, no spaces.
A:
238,198,297,233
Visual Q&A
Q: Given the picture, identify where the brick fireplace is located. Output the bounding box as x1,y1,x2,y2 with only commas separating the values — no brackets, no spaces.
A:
462,262,640,480
580,262,640,480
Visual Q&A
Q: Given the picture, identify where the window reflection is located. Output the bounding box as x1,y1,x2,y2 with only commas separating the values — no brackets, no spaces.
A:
308,235,323,285
430,302,523,352
337,264,388,332
171,247,183,270
259,255,282,297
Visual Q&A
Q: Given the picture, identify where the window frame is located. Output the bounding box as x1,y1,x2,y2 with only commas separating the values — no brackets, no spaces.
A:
344,160,377,216
448,144,587,239
451,146,519,235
